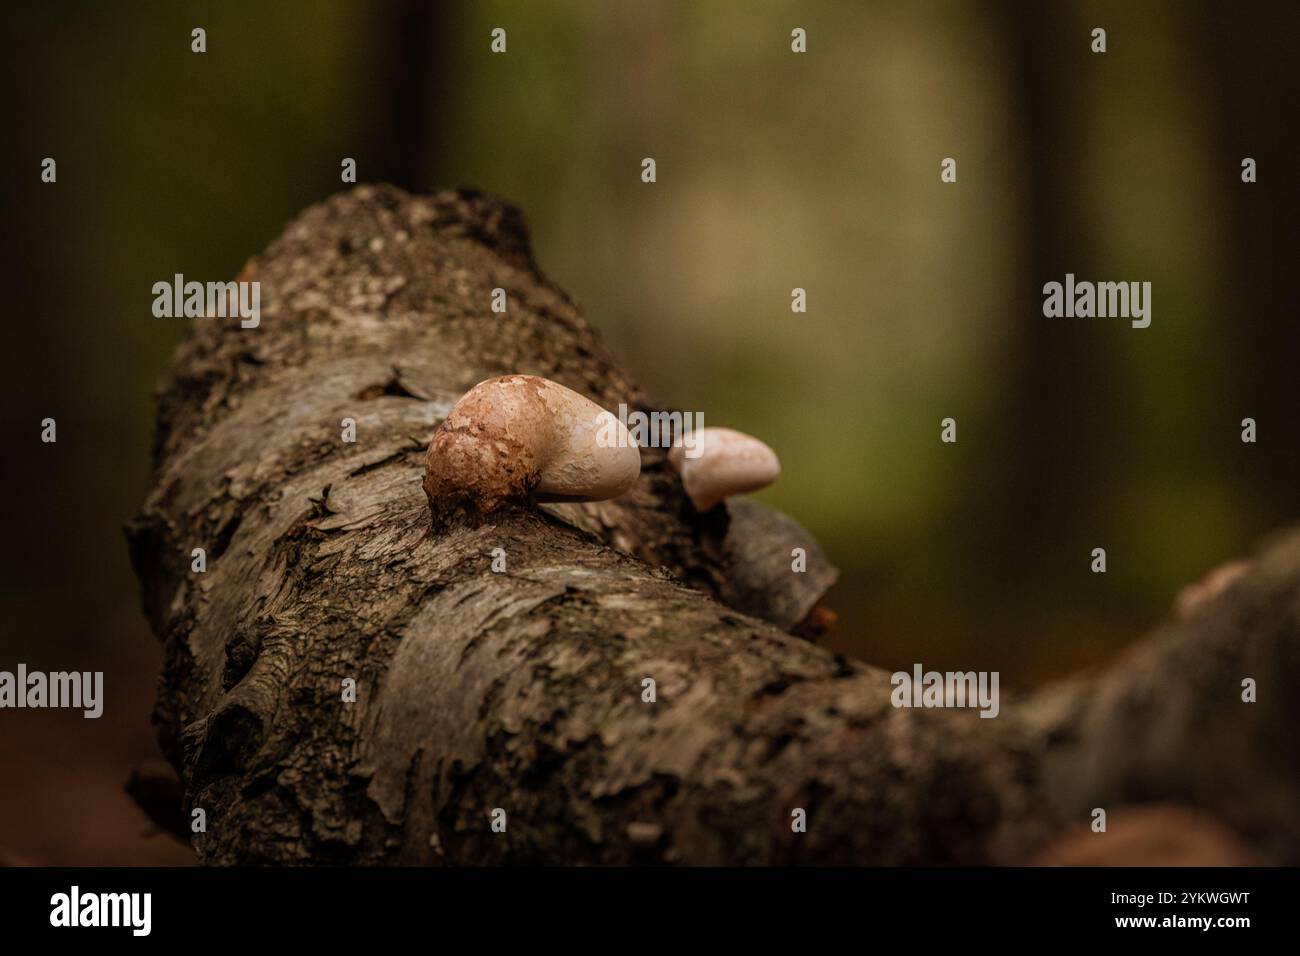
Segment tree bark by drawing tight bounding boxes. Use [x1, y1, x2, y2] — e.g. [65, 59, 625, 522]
[128, 185, 1300, 865]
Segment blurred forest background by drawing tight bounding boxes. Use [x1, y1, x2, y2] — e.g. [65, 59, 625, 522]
[2, 0, 1296, 863]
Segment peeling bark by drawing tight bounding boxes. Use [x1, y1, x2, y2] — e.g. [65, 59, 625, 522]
[128, 186, 1300, 865]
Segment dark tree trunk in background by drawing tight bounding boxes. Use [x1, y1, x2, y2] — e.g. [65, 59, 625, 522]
[128, 186, 1300, 864]
[995, 0, 1095, 579]
[1202, 1, 1300, 520]
[365, 0, 447, 193]
[987, 1, 1112, 582]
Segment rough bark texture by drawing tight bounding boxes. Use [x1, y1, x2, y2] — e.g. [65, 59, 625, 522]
[129, 185, 1300, 865]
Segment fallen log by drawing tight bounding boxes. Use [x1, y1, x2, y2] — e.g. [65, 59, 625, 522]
[127, 185, 1300, 864]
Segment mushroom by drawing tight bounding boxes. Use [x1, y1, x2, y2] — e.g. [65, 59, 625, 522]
[423, 375, 640, 518]
[668, 426, 780, 511]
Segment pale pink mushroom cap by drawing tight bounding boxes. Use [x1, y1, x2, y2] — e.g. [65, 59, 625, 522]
[668, 426, 780, 511]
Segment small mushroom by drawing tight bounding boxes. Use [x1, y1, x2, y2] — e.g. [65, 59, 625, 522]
[668, 426, 780, 511]
[423, 375, 640, 518]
